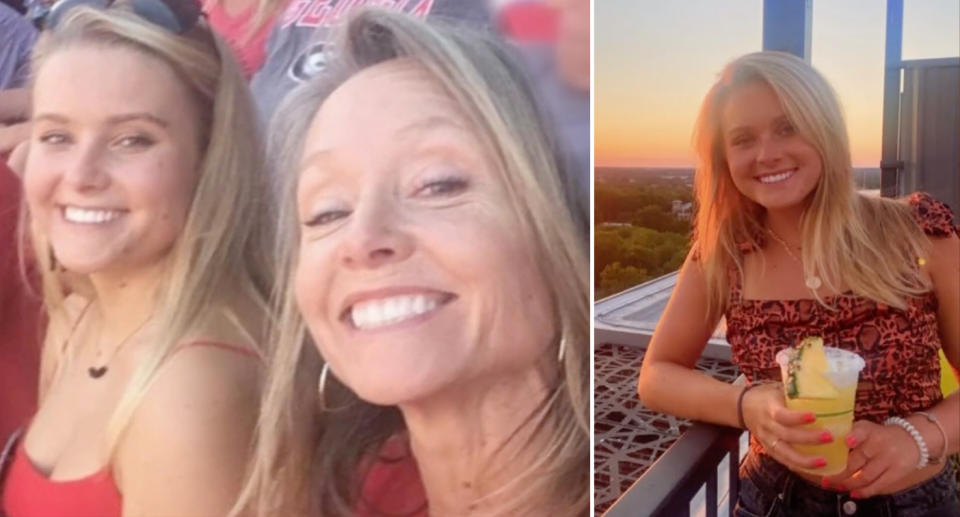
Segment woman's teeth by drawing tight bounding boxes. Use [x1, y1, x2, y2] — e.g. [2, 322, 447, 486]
[63, 206, 124, 224]
[350, 294, 445, 330]
[757, 169, 796, 184]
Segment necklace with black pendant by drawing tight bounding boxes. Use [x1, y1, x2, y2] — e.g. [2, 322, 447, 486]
[88, 315, 152, 379]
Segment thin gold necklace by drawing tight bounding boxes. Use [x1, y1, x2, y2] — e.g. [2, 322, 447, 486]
[766, 227, 823, 290]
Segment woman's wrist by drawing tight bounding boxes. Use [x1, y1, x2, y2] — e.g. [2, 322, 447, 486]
[906, 413, 949, 464]
[885, 416, 930, 469]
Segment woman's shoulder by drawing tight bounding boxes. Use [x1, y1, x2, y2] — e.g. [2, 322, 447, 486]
[902, 192, 959, 238]
[133, 311, 265, 425]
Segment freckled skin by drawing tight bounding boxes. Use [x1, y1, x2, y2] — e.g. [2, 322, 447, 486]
[24, 45, 202, 275]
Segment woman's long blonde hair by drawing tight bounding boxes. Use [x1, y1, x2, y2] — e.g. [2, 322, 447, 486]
[692, 51, 932, 322]
[234, 8, 588, 517]
[22, 4, 274, 455]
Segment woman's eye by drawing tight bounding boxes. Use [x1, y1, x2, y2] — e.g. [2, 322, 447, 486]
[115, 135, 155, 148]
[416, 177, 469, 197]
[731, 135, 753, 147]
[776, 123, 795, 136]
[305, 209, 350, 227]
[38, 132, 70, 145]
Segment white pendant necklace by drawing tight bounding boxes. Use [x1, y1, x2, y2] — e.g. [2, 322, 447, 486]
[766, 227, 822, 290]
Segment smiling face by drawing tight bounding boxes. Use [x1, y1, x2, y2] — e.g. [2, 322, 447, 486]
[721, 81, 823, 211]
[24, 44, 201, 276]
[294, 60, 555, 406]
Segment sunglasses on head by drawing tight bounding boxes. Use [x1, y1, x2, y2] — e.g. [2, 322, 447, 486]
[40, 0, 201, 34]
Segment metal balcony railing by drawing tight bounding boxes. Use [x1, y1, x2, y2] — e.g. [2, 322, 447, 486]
[603, 421, 746, 517]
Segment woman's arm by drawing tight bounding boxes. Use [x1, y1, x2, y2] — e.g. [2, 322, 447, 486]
[637, 253, 742, 426]
[115, 345, 262, 517]
[639, 253, 830, 472]
[0, 88, 30, 125]
[909, 229, 960, 459]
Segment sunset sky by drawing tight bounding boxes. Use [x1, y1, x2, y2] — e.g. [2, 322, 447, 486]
[595, 0, 960, 168]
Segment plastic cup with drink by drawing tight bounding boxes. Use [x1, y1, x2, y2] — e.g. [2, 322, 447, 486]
[775, 337, 865, 476]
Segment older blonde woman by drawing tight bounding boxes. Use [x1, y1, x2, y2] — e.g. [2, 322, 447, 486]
[236, 8, 588, 517]
[2, 0, 274, 515]
[639, 52, 959, 517]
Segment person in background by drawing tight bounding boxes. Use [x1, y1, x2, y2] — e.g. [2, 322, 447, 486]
[234, 9, 588, 517]
[0, 2, 36, 90]
[638, 52, 959, 517]
[203, 0, 285, 79]
[249, 0, 490, 127]
[0, 160, 43, 455]
[0, 0, 36, 153]
[1, 0, 275, 514]
[0, 0, 41, 459]
[502, 0, 589, 204]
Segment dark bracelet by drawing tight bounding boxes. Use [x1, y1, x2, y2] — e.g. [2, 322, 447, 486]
[737, 383, 762, 430]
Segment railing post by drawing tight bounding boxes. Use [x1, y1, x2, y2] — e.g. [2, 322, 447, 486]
[880, 0, 904, 197]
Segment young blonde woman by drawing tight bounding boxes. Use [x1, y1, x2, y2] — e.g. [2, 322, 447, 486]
[638, 51, 959, 517]
[1, 0, 274, 515]
[235, 8, 588, 517]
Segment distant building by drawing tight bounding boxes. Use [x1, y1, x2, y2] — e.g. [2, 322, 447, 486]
[671, 200, 692, 221]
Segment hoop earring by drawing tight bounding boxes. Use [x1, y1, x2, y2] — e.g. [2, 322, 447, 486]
[317, 362, 352, 412]
[558, 337, 567, 363]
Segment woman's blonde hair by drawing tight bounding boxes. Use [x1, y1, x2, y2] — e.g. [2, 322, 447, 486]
[21, 3, 274, 455]
[692, 51, 931, 322]
[235, 8, 588, 517]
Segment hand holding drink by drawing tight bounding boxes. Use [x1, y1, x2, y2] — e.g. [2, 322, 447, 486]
[776, 337, 865, 476]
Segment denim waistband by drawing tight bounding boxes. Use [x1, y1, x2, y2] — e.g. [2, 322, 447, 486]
[739, 452, 960, 517]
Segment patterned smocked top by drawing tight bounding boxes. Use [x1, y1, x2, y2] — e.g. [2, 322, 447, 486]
[722, 192, 958, 457]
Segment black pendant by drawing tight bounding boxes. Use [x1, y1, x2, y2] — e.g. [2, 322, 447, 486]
[88, 366, 108, 379]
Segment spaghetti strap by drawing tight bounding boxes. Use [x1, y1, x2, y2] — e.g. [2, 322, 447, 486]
[174, 340, 263, 362]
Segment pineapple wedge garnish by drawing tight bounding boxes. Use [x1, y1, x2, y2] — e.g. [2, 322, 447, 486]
[786, 337, 839, 399]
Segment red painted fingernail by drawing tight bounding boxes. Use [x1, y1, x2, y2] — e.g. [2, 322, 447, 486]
[820, 431, 833, 443]
[850, 491, 863, 499]
[820, 479, 831, 489]
[845, 436, 857, 447]
[814, 458, 827, 468]
[804, 413, 816, 423]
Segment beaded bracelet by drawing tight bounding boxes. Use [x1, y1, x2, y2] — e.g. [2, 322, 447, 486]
[915, 411, 949, 464]
[885, 416, 929, 469]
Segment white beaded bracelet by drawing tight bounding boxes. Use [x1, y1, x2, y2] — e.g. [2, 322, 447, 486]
[885, 416, 929, 469]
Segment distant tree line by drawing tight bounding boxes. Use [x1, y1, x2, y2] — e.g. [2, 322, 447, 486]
[594, 176, 693, 299]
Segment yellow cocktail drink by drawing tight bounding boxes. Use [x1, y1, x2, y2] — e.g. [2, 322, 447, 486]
[777, 339, 865, 476]
[783, 383, 857, 475]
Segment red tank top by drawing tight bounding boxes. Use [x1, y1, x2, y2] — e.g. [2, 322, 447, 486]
[1, 341, 260, 517]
